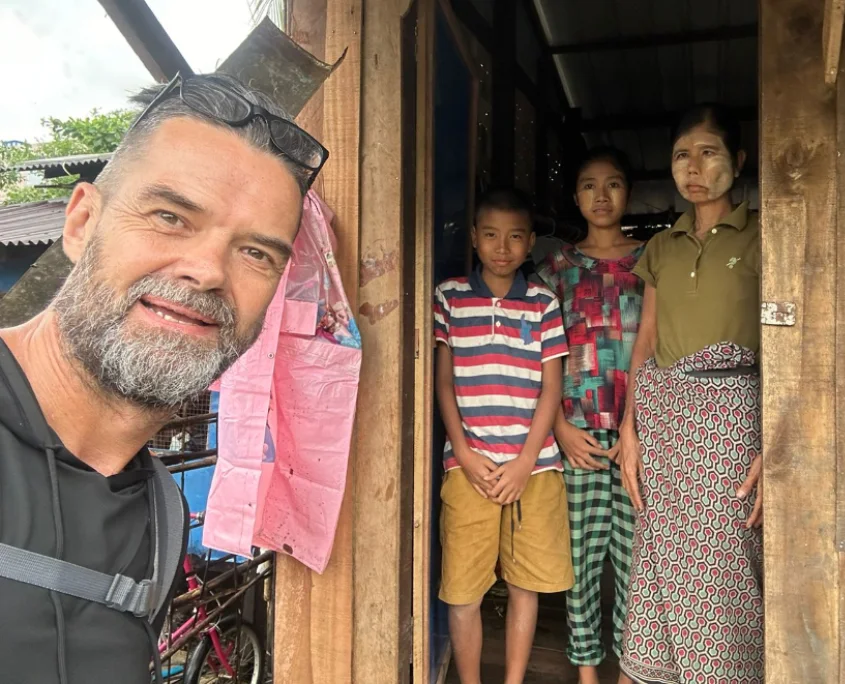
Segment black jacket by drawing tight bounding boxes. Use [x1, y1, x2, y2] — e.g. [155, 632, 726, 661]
[0, 340, 185, 684]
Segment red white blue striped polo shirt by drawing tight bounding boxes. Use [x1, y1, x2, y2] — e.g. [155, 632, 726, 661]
[434, 268, 568, 473]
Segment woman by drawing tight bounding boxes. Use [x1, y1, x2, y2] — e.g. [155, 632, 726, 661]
[617, 104, 763, 684]
[537, 147, 642, 684]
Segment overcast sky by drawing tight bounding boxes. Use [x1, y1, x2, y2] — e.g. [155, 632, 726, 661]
[0, 0, 254, 142]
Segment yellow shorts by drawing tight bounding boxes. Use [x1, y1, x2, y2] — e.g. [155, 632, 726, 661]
[439, 468, 574, 605]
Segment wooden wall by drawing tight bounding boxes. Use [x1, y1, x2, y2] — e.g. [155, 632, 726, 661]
[274, 0, 413, 682]
[761, 0, 841, 680]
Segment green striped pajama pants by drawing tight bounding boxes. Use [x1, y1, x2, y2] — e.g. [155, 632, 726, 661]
[563, 429, 636, 667]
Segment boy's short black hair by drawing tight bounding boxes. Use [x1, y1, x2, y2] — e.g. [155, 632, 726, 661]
[474, 187, 534, 228]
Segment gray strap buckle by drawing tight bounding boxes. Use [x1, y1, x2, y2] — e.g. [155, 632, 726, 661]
[105, 575, 157, 618]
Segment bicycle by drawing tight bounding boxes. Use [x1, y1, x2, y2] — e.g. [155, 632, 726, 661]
[157, 513, 267, 684]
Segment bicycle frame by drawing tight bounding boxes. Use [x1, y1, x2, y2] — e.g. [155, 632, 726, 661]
[158, 515, 238, 679]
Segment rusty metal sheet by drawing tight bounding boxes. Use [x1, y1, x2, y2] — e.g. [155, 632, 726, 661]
[761, 300, 797, 326]
[217, 17, 345, 117]
[0, 239, 72, 328]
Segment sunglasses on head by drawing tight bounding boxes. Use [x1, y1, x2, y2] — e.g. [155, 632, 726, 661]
[130, 72, 329, 188]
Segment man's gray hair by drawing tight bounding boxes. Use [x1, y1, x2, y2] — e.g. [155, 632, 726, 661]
[96, 73, 310, 195]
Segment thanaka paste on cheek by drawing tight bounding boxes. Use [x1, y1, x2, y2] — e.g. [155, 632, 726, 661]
[672, 130, 736, 203]
[577, 185, 627, 221]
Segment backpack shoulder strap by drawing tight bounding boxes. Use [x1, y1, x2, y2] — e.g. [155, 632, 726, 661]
[148, 457, 187, 626]
[0, 542, 157, 617]
[0, 459, 186, 625]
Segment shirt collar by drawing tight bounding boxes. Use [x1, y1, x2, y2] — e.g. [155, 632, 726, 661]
[469, 265, 529, 300]
[670, 201, 750, 236]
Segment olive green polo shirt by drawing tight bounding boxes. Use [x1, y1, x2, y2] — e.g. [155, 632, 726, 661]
[633, 202, 760, 368]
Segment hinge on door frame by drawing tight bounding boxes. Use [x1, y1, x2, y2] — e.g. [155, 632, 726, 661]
[761, 301, 796, 326]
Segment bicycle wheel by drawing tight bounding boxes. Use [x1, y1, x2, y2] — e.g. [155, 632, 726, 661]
[183, 617, 264, 684]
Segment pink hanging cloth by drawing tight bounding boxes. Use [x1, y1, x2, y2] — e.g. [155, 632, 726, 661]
[203, 191, 361, 573]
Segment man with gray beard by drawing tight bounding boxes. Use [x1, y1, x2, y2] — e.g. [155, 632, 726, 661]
[0, 73, 328, 684]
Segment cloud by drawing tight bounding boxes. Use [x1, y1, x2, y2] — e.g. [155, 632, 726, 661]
[0, 0, 252, 141]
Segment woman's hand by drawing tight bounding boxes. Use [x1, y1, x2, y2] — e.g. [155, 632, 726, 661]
[737, 454, 763, 528]
[618, 421, 644, 512]
[554, 419, 609, 471]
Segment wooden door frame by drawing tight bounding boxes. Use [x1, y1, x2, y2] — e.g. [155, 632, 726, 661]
[412, 1, 481, 682]
[761, 0, 842, 681]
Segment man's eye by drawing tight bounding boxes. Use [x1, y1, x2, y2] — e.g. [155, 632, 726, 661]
[674, 152, 688, 161]
[510, 234, 524, 241]
[155, 211, 182, 226]
[582, 183, 594, 190]
[244, 248, 270, 262]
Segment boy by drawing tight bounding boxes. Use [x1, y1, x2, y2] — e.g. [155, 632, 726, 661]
[434, 188, 574, 684]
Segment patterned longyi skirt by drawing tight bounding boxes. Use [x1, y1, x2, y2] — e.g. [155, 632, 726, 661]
[620, 343, 764, 684]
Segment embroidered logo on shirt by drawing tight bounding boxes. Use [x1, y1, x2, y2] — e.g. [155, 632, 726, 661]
[727, 257, 741, 269]
[520, 315, 533, 345]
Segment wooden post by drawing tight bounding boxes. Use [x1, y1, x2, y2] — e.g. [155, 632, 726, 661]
[287, 0, 328, 141]
[824, 0, 845, 85]
[273, 0, 360, 682]
[353, 0, 415, 682]
[412, 0, 435, 682]
[761, 0, 840, 681]
[491, 0, 516, 186]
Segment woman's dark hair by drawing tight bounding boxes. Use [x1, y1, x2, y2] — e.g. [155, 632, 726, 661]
[574, 146, 633, 192]
[672, 103, 743, 163]
[474, 187, 533, 226]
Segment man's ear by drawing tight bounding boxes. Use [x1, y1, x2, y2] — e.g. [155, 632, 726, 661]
[529, 231, 537, 252]
[470, 224, 478, 249]
[62, 183, 101, 265]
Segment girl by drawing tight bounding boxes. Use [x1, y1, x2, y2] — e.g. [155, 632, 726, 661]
[618, 104, 763, 684]
[537, 147, 642, 684]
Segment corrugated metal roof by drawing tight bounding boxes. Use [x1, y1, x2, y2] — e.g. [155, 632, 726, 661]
[0, 199, 67, 246]
[529, 0, 758, 213]
[10, 153, 113, 179]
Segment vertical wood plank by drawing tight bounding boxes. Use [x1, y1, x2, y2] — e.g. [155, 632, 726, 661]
[354, 0, 414, 682]
[288, 0, 328, 141]
[273, 0, 361, 681]
[824, 0, 845, 85]
[413, 0, 436, 682]
[761, 0, 839, 681]
[836, 57, 845, 684]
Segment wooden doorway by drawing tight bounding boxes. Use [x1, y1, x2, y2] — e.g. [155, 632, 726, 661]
[411, 0, 480, 682]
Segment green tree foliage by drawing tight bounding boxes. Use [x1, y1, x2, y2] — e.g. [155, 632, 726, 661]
[0, 109, 135, 206]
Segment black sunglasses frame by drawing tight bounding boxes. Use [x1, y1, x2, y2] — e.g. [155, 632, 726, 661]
[130, 72, 329, 188]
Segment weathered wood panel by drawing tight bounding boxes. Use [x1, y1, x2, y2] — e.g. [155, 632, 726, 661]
[824, 0, 845, 84]
[412, 0, 435, 681]
[761, 0, 839, 681]
[836, 49, 845, 684]
[288, 0, 328, 142]
[353, 0, 414, 681]
[273, 0, 360, 681]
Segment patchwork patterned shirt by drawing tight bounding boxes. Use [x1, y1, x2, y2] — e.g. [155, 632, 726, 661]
[434, 268, 568, 473]
[537, 244, 644, 431]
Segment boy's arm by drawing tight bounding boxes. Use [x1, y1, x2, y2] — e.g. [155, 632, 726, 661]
[435, 344, 497, 497]
[520, 356, 563, 465]
[435, 343, 471, 461]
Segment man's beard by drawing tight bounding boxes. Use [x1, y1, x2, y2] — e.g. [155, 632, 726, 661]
[52, 236, 264, 410]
